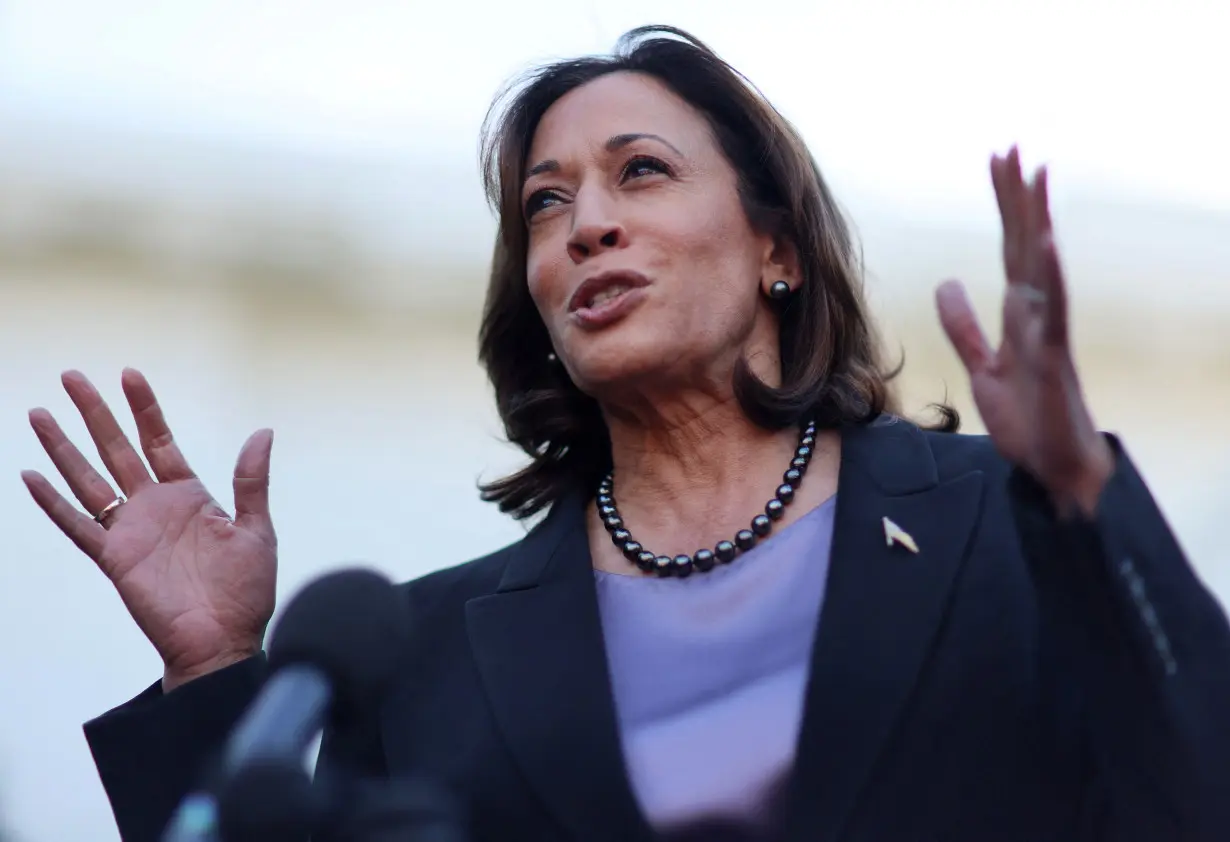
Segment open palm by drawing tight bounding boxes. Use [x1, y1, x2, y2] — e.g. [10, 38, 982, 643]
[23, 369, 277, 688]
[937, 148, 1113, 514]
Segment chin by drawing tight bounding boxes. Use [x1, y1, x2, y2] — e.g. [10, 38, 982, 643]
[564, 325, 678, 397]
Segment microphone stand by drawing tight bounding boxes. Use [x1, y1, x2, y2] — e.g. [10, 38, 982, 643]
[165, 756, 467, 842]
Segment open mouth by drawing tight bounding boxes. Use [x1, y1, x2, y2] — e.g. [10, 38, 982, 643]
[569, 270, 650, 314]
[581, 284, 635, 310]
[568, 272, 650, 329]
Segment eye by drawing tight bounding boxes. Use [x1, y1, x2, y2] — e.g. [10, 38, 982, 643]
[620, 155, 671, 182]
[524, 189, 564, 219]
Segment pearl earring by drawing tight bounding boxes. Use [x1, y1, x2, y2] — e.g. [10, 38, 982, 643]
[547, 352, 558, 363]
[768, 280, 791, 300]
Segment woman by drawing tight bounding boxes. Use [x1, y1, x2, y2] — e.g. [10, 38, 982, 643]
[22, 25, 1230, 842]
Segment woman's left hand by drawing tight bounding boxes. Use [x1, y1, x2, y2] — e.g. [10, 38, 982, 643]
[936, 147, 1114, 518]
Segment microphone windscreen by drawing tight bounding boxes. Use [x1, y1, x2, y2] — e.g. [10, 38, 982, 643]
[266, 568, 408, 721]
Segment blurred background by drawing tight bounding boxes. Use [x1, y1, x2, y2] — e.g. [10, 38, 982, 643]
[1, 1, 1228, 840]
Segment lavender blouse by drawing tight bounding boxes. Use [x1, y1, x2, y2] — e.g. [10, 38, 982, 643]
[593, 496, 837, 840]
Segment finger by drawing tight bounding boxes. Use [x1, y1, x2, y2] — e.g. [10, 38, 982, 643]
[121, 368, 196, 483]
[22, 470, 107, 561]
[1026, 168, 1070, 346]
[28, 408, 122, 516]
[989, 154, 1012, 228]
[62, 370, 154, 496]
[1030, 165, 1054, 241]
[1038, 233, 1069, 347]
[935, 280, 993, 374]
[233, 429, 275, 537]
[1017, 164, 1050, 290]
[992, 147, 1028, 283]
[1004, 146, 1028, 228]
[1003, 285, 1037, 350]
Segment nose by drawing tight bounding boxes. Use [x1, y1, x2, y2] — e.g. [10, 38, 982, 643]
[566, 190, 627, 264]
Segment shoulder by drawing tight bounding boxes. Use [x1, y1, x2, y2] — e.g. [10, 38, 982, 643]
[394, 537, 520, 619]
[858, 414, 1015, 489]
[916, 428, 1031, 534]
[391, 501, 570, 624]
[921, 428, 1013, 483]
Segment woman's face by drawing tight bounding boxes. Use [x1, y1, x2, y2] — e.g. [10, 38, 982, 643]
[522, 71, 788, 407]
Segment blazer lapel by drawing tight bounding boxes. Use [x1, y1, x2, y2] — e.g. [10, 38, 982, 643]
[464, 494, 654, 842]
[782, 417, 986, 842]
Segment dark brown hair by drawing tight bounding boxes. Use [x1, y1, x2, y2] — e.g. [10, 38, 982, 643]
[477, 25, 957, 519]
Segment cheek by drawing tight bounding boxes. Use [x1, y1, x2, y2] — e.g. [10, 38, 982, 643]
[671, 206, 761, 295]
[525, 241, 566, 312]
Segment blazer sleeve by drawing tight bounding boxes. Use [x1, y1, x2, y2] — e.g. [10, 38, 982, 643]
[83, 656, 268, 842]
[1010, 435, 1230, 842]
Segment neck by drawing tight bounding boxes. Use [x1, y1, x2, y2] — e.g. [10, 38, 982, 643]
[606, 399, 779, 500]
[591, 398, 840, 570]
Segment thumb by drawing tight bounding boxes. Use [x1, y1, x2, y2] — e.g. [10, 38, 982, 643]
[233, 428, 274, 533]
[935, 280, 991, 375]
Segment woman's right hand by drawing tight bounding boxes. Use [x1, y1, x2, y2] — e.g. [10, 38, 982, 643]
[22, 368, 277, 692]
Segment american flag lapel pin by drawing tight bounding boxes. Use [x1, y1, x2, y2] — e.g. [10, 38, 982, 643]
[882, 516, 919, 554]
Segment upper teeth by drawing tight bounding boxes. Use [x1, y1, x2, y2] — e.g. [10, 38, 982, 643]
[587, 285, 630, 308]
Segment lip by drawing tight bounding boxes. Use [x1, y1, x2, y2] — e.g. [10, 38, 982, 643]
[567, 270, 652, 314]
[567, 270, 652, 331]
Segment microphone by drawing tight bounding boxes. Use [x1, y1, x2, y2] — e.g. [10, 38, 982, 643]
[162, 568, 410, 842]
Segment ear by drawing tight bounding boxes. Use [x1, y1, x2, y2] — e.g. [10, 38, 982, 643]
[758, 232, 802, 297]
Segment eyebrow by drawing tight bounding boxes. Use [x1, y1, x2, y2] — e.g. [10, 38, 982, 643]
[524, 132, 685, 180]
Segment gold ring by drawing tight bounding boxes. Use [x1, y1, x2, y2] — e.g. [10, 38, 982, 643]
[94, 496, 126, 525]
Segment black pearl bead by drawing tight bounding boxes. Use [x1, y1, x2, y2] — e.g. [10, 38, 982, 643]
[672, 555, 694, 578]
[601, 421, 815, 576]
[751, 514, 771, 536]
[637, 551, 657, 573]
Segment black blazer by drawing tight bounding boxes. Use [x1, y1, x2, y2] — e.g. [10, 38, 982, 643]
[84, 418, 1230, 842]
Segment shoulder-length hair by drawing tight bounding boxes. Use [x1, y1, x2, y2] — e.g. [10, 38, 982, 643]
[477, 25, 957, 520]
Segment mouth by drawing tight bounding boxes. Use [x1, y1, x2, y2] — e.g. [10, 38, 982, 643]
[568, 270, 651, 314]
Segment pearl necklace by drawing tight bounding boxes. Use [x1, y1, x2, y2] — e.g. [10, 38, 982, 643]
[597, 420, 818, 577]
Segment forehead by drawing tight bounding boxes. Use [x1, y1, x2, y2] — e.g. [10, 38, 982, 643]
[527, 71, 712, 164]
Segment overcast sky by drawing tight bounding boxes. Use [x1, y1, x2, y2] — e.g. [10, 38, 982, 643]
[1, 0, 1227, 223]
